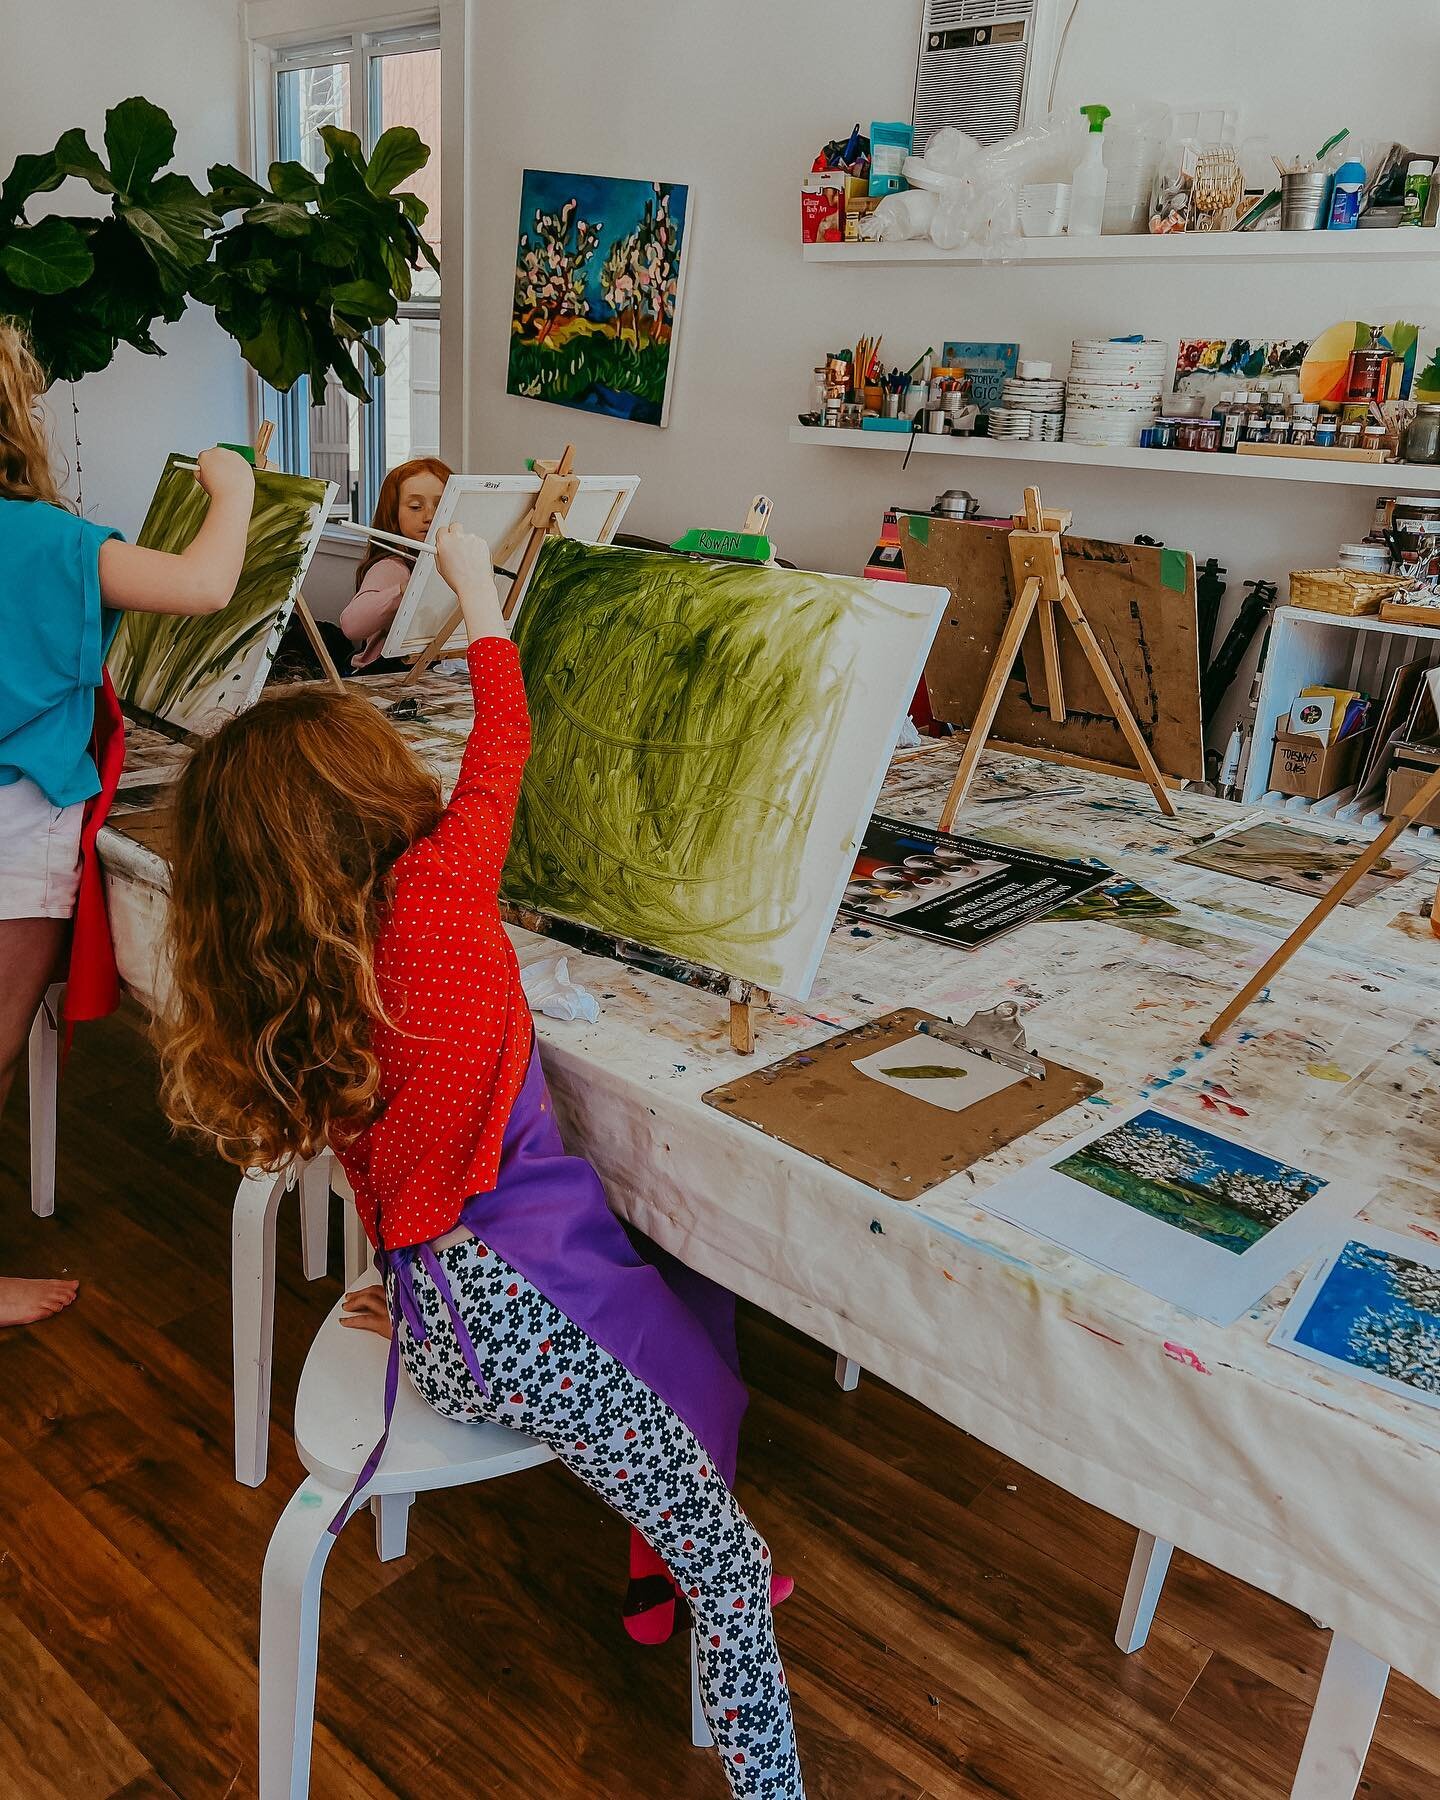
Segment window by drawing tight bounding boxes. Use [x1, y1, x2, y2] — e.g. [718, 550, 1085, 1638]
[260, 23, 442, 521]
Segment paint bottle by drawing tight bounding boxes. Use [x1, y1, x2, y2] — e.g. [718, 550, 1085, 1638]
[1327, 159, 1366, 230]
[1402, 160, 1434, 227]
[1219, 392, 1244, 453]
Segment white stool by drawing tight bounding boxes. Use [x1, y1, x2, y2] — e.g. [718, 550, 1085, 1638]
[26, 983, 64, 1218]
[259, 1286, 710, 1797]
[232, 1152, 370, 1486]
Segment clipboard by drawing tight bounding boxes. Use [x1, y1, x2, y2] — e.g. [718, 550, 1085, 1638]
[702, 1006, 1100, 1201]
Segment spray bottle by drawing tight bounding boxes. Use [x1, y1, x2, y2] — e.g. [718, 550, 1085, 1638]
[1068, 104, 1111, 236]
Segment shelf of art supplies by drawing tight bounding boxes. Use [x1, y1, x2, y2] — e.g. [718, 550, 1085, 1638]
[789, 426, 1440, 492]
[801, 231, 1440, 267]
[1243, 607, 1440, 842]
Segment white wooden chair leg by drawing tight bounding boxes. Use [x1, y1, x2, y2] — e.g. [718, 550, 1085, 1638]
[259, 1479, 345, 1800]
[371, 1490, 413, 1562]
[342, 1199, 370, 1289]
[233, 1167, 289, 1487]
[690, 1629, 713, 1748]
[834, 1354, 861, 1393]
[1290, 1634, 1389, 1800]
[298, 1158, 331, 1282]
[1115, 1531, 1174, 1653]
[27, 984, 62, 1219]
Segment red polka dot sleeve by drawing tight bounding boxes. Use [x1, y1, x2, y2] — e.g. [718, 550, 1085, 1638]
[335, 638, 536, 1251]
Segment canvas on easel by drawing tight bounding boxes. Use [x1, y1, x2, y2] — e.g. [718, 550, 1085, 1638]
[381, 468, 640, 661]
[901, 508, 1203, 795]
[107, 453, 335, 734]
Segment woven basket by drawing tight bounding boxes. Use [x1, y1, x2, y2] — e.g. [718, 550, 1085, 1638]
[1288, 567, 1411, 617]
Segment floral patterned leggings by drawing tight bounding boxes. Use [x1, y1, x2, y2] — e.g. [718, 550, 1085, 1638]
[389, 1233, 806, 1800]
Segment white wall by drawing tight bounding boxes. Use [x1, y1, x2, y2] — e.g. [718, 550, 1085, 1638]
[464, 0, 1440, 602]
[0, 0, 250, 537]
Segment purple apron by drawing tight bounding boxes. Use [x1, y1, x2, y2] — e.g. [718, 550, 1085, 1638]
[333, 1044, 747, 1532]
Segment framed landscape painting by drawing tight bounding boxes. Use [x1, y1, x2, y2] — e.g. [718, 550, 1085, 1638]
[508, 169, 691, 426]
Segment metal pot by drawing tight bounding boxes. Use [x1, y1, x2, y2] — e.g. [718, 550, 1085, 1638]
[932, 487, 979, 519]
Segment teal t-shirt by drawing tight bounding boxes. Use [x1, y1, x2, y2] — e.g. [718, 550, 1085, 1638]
[0, 497, 124, 807]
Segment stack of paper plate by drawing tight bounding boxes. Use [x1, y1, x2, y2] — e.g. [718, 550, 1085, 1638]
[1063, 338, 1168, 447]
[1002, 375, 1065, 414]
[988, 406, 1034, 439]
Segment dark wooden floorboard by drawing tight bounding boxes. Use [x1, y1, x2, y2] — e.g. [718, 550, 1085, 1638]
[0, 1005, 1435, 1797]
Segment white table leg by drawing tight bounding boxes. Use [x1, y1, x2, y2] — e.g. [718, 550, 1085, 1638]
[297, 1157, 331, 1282]
[1291, 1634, 1389, 1800]
[690, 1629, 713, 1748]
[27, 984, 62, 1219]
[342, 1198, 370, 1289]
[232, 1167, 289, 1487]
[371, 1490, 413, 1562]
[834, 1354, 861, 1393]
[1115, 1531, 1174, 1653]
[259, 1480, 343, 1800]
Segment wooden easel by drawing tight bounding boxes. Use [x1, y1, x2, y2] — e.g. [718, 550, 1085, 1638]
[1203, 761, 1440, 1042]
[250, 421, 346, 695]
[402, 443, 582, 684]
[937, 486, 1177, 832]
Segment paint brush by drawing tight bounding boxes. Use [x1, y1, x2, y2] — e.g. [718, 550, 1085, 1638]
[328, 519, 438, 556]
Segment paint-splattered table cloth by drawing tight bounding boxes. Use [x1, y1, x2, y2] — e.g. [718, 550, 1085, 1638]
[99, 670, 1440, 1698]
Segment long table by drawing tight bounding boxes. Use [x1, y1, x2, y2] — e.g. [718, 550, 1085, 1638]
[99, 671, 1440, 1793]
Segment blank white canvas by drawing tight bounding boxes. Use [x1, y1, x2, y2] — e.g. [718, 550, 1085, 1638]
[381, 472, 640, 658]
[953, 1101, 1369, 1325]
[854, 1036, 1024, 1114]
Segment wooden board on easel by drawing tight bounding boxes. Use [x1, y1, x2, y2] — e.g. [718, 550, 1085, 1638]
[901, 515, 1204, 786]
[703, 1007, 1100, 1200]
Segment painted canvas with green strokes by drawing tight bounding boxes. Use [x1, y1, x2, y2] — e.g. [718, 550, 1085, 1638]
[502, 538, 948, 997]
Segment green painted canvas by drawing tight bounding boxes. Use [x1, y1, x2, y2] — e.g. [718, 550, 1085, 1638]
[107, 454, 334, 732]
[502, 538, 948, 997]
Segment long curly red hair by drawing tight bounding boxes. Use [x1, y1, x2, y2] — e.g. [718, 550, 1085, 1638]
[158, 684, 442, 1169]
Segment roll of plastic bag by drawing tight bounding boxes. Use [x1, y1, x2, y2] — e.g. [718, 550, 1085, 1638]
[923, 126, 982, 173]
[861, 187, 938, 240]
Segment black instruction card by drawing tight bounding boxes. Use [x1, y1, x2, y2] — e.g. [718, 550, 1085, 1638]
[840, 814, 1110, 951]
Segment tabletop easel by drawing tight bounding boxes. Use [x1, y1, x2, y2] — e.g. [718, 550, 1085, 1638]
[402, 444, 582, 684]
[937, 486, 1177, 832]
[249, 421, 346, 695]
[1203, 761, 1440, 1042]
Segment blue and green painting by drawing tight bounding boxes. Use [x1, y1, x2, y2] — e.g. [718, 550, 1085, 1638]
[1295, 1239, 1440, 1399]
[508, 169, 690, 427]
[1055, 1109, 1325, 1254]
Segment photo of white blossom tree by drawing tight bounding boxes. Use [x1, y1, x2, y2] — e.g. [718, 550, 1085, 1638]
[1054, 1109, 1327, 1254]
[1295, 1239, 1440, 1399]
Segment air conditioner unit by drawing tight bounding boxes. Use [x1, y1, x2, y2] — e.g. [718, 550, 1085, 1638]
[912, 0, 1065, 151]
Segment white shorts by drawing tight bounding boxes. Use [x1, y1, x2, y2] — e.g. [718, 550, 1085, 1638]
[0, 776, 85, 920]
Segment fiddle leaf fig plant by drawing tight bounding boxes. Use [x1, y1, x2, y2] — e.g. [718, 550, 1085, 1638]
[0, 97, 436, 399]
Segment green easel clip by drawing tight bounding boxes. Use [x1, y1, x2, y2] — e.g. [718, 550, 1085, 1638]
[219, 441, 258, 465]
[671, 527, 773, 563]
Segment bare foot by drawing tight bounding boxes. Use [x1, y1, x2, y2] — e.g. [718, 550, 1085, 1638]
[0, 1275, 79, 1328]
[340, 1286, 393, 1339]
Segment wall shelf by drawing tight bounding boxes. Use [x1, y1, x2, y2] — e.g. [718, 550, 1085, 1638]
[788, 426, 1440, 492]
[801, 231, 1440, 267]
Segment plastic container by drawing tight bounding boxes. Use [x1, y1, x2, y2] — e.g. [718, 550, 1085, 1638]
[1338, 542, 1390, 573]
[1019, 182, 1071, 236]
[1327, 159, 1366, 230]
[1402, 159, 1435, 227]
[1068, 105, 1111, 237]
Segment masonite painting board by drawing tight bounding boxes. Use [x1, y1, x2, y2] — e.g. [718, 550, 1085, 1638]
[853, 1033, 1024, 1115]
[380, 473, 640, 659]
[703, 1008, 1101, 1201]
[1175, 820, 1420, 907]
[107, 455, 334, 733]
[1271, 1225, 1440, 1412]
[501, 538, 949, 998]
[508, 170, 692, 427]
[900, 516, 1204, 785]
[962, 1102, 1370, 1326]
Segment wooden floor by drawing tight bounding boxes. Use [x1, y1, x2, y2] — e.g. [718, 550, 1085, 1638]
[1, 1006, 1436, 1799]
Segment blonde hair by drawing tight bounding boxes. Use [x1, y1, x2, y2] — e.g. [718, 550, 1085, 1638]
[158, 683, 443, 1169]
[0, 320, 65, 507]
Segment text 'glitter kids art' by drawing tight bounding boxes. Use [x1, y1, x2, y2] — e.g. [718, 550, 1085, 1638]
[508, 170, 691, 427]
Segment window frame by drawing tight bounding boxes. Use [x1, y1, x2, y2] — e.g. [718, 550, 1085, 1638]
[247, 10, 445, 522]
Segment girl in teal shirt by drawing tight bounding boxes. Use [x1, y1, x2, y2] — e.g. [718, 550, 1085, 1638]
[0, 321, 254, 1329]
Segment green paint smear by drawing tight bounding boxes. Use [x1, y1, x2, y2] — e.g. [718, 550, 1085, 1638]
[907, 513, 930, 546]
[1159, 548, 1188, 592]
[503, 537, 876, 990]
[107, 454, 330, 727]
[879, 1064, 968, 1080]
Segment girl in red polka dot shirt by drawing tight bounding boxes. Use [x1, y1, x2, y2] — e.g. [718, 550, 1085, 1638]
[160, 524, 805, 1797]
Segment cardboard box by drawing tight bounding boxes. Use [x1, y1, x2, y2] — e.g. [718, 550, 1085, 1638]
[1384, 741, 1440, 825]
[1268, 725, 1371, 800]
[801, 173, 866, 243]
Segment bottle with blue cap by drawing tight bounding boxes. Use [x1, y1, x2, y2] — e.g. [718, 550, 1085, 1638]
[1327, 158, 1366, 230]
[1069, 104, 1111, 237]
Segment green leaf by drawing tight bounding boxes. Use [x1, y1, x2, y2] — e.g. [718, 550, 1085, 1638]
[208, 162, 267, 209]
[238, 298, 313, 390]
[53, 127, 113, 193]
[267, 160, 321, 204]
[365, 126, 429, 197]
[329, 277, 395, 322]
[318, 125, 364, 166]
[104, 96, 176, 199]
[119, 174, 217, 281]
[0, 150, 64, 221]
[0, 216, 94, 292]
[247, 200, 315, 238]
